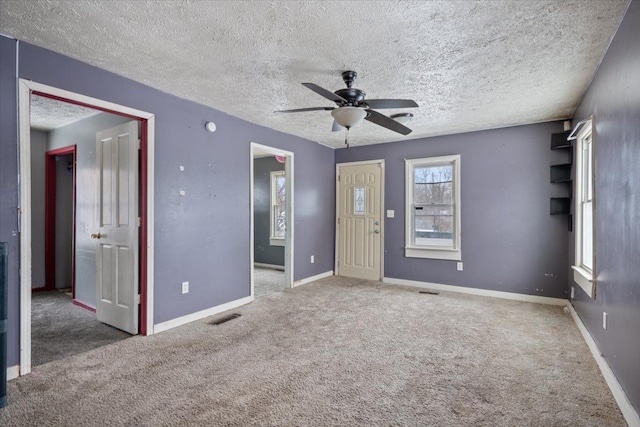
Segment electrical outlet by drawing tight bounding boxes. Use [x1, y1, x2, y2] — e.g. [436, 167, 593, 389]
[602, 312, 608, 330]
[456, 262, 463, 271]
[182, 281, 189, 294]
[310, 255, 315, 263]
[570, 287, 575, 299]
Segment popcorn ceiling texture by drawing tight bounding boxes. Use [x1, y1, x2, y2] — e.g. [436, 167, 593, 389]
[0, 0, 629, 148]
[30, 95, 100, 131]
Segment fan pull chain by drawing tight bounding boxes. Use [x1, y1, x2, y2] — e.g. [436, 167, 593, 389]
[345, 128, 350, 149]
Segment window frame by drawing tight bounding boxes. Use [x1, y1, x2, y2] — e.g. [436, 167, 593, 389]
[572, 119, 596, 298]
[269, 170, 286, 247]
[405, 155, 461, 260]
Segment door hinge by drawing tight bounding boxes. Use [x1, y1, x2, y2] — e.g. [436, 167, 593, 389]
[137, 217, 141, 227]
[338, 175, 340, 182]
[137, 139, 141, 150]
[135, 294, 141, 305]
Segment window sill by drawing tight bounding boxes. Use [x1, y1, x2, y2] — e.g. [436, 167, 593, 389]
[405, 247, 461, 261]
[269, 237, 284, 247]
[571, 265, 596, 299]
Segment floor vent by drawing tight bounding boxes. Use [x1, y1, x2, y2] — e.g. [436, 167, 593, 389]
[210, 313, 241, 325]
[419, 290, 440, 295]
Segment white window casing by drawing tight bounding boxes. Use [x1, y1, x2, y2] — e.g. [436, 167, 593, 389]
[572, 118, 596, 298]
[405, 155, 461, 261]
[270, 170, 286, 246]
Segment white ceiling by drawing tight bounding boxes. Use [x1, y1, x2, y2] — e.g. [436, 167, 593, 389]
[30, 94, 100, 131]
[1, 1, 629, 148]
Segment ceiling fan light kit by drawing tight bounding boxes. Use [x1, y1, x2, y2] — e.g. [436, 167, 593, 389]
[275, 70, 418, 146]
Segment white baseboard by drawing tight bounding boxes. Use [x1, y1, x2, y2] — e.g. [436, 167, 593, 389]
[7, 365, 19, 381]
[153, 295, 254, 333]
[294, 270, 333, 287]
[568, 304, 640, 427]
[253, 262, 285, 271]
[382, 277, 567, 306]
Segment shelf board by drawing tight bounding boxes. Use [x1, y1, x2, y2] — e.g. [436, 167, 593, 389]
[551, 131, 572, 150]
[550, 197, 571, 215]
[550, 164, 572, 183]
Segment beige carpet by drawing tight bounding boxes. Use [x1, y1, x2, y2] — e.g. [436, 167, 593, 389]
[254, 266, 285, 297]
[31, 291, 131, 366]
[1, 276, 625, 426]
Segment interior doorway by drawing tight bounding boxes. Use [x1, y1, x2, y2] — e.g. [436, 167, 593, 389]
[18, 80, 156, 376]
[250, 143, 294, 297]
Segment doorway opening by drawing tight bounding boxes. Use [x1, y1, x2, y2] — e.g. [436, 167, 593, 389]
[250, 143, 294, 297]
[18, 80, 156, 375]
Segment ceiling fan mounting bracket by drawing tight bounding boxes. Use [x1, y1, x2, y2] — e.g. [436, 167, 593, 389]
[341, 70, 358, 88]
[334, 88, 366, 106]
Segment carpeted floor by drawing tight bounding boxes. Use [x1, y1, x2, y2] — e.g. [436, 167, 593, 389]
[254, 266, 285, 297]
[3, 277, 625, 426]
[31, 291, 131, 366]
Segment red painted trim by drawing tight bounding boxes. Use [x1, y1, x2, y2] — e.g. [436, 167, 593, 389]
[31, 286, 52, 293]
[72, 299, 96, 313]
[34, 91, 149, 336]
[45, 146, 76, 294]
[32, 91, 142, 121]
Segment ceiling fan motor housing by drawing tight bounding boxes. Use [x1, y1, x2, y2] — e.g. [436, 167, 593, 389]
[334, 88, 366, 106]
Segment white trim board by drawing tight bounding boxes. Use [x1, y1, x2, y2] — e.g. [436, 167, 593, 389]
[568, 305, 640, 427]
[294, 270, 333, 287]
[7, 365, 19, 381]
[383, 277, 567, 306]
[154, 296, 253, 333]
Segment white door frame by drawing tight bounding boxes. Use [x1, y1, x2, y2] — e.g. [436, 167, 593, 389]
[335, 159, 385, 280]
[18, 79, 156, 376]
[250, 143, 294, 296]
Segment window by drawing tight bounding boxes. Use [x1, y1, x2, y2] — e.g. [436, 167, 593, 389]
[270, 170, 286, 246]
[572, 120, 595, 297]
[405, 155, 461, 260]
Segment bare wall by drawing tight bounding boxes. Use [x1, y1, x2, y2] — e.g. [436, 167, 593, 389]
[570, 0, 640, 415]
[335, 121, 569, 298]
[29, 130, 47, 289]
[53, 153, 73, 290]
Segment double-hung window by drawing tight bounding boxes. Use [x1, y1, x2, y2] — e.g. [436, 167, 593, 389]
[405, 155, 461, 260]
[572, 120, 595, 297]
[269, 170, 286, 246]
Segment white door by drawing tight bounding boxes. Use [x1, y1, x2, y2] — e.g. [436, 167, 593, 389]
[337, 161, 383, 281]
[94, 121, 139, 334]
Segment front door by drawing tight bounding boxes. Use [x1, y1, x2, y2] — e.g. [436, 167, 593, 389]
[94, 121, 139, 334]
[337, 161, 384, 280]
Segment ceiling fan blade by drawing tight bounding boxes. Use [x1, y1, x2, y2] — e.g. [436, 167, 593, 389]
[302, 83, 347, 104]
[363, 99, 419, 109]
[332, 120, 343, 132]
[365, 109, 412, 135]
[274, 107, 335, 113]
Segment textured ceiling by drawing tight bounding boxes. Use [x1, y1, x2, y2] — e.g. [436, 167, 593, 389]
[1, 1, 629, 148]
[30, 94, 100, 131]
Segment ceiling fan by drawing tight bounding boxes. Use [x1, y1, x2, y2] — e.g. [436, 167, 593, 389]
[275, 71, 418, 146]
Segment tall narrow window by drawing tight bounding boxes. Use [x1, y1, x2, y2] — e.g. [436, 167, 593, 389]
[405, 155, 461, 260]
[270, 170, 286, 246]
[572, 119, 595, 298]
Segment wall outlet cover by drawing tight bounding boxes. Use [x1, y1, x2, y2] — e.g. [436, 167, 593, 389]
[182, 281, 189, 294]
[456, 262, 463, 271]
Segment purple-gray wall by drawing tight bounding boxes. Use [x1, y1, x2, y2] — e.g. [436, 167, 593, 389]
[570, 0, 640, 415]
[0, 39, 335, 366]
[335, 121, 569, 298]
[254, 157, 285, 267]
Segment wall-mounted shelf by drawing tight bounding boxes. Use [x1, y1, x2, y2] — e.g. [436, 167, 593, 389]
[549, 131, 572, 230]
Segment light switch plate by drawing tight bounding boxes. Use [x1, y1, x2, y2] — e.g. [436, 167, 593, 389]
[386, 210, 395, 218]
[182, 281, 189, 294]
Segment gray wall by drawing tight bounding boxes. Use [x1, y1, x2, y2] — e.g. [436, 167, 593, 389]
[254, 157, 285, 266]
[335, 121, 569, 298]
[570, 0, 640, 415]
[1, 39, 336, 366]
[54, 153, 74, 290]
[30, 130, 47, 289]
[48, 113, 132, 306]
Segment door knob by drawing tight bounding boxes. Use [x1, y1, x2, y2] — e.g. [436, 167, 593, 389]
[91, 232, 103, 239]
[374, 229, 380, 234]
[374, 221, 380, 226]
